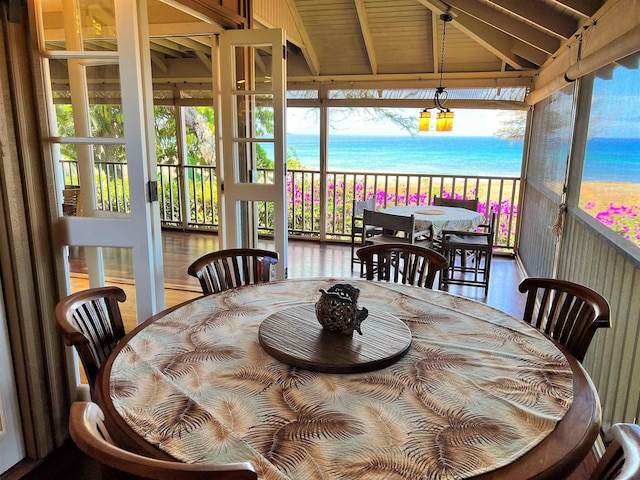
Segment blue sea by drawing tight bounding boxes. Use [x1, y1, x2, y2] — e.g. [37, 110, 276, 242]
[282, 134, 640, 183]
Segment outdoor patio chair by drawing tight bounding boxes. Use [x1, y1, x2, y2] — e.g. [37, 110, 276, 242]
[62, 184, 81, 216]
[361, 209, 432, 247]
[350, 198, 382, 271]
[518, 277, 611, 362]
[432, 195, 479, 212]
[432, 195, 479, 248]
[69, 401, 257, 480]
[356, 243, 447, 289]
[54, 286, 127, 396]
[439, 209, 496, 295]
[187, 248, 279, 295]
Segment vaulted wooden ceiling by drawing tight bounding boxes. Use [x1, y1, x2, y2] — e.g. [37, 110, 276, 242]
[255, 0, 606, 85]
[41, 0, 611, 98]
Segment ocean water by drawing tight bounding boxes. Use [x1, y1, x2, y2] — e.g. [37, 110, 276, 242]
[283, 134, 640, 183]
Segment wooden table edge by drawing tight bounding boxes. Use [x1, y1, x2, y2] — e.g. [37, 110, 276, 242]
[94, 298, 199, 460]
[473, 345, 601, 479]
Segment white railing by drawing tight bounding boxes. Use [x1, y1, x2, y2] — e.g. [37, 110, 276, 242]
[60, 161, 520, 251]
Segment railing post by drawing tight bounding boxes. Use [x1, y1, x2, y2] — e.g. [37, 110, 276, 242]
[319, 88, 329, 242]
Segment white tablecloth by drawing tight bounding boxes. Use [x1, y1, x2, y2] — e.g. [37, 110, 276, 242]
[381, 205, 484, 235]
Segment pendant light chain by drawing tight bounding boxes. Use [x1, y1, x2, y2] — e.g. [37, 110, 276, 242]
[438, 13, 449, 90]
[418, 11, 454, 132]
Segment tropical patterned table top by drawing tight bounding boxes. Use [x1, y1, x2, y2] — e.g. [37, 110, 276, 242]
[109, 279, 573, 480]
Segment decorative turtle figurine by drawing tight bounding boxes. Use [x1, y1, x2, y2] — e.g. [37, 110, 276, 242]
[315, 283, 369, 335]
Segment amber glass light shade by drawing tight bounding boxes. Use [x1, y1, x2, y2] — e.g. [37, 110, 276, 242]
[418, 110, 431, 131]
[436, 111, 454, 131]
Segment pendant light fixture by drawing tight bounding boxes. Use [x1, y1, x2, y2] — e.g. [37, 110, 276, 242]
[419, 12, 454, 132]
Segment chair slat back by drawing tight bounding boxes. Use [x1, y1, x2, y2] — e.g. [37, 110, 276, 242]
[356, 243, 447, 288]
[589, 423, 640, 480]
[354, 198, 376, 217]
[70, 402, 258, 480]
[433, 195, 479, 212]
[55, 286, 127, 393]
[362, 209, 416, 240]
[519, 277, 610, 362]
[188, 248, 279, 295]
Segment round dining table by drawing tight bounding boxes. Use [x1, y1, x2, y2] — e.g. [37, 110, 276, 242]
[95, 278, 601, 480]
[380, 205, 484, 235]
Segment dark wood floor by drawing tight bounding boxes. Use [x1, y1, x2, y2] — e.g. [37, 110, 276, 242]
[3, 230, 597, 480]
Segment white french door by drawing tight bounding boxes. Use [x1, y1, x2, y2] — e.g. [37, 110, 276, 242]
[218, 29, 288, 279]
[36, 1, 287, 399]
[36, 0, 163, 399]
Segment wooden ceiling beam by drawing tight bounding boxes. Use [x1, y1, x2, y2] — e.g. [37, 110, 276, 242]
[148, 22, 222, 36]
[149, 41, 183, 57]
[355, 0, 378, 74]
[169, 37, 211, 54]
[445, 0, 561, 54]
[549, 0, 602, 18]
[152, 38, 188, 54]
[287, 70, 535, 87]
[194, 50, 212, 71]
[159, 0, 247, 28]
[418, 0, 530, 69]
[483, 0, 578, 39]
[284, 0, 321, 75]
[151, 52, 169, 74]
[454, 13, 545, 67]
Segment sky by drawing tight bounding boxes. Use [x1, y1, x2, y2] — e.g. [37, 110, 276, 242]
[286, 107, 513, 137]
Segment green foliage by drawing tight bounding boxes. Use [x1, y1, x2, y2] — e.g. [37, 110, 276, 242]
[155, 106, 178, 164]
[55, 105, 77, 160]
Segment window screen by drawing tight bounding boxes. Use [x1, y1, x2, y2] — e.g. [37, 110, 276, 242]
[527, 85, 575, 199]
[579, 53, 640, 249]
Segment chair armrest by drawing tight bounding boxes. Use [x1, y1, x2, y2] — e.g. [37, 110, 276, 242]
[442, 230, 490, 238]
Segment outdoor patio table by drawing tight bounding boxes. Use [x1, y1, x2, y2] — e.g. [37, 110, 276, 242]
[380, 204, 484, 235]
[95, 278, 600, 480]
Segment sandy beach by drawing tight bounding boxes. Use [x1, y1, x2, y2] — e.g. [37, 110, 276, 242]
[579, 181, 640, 210]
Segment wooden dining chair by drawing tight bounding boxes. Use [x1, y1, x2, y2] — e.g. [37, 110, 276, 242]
[588, 423, 640, 480]
[55, 286, 127, 396]
[356, 243, 448, 289]
[187, 248, 279, 295]
[69, 401, 258, 480]
[518, 277, 611, 362]
[439, 209, 497, 294]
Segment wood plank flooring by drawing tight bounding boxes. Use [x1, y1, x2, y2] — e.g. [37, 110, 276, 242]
[69, 229, 529, 328]
[3, 230, 597, 480]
